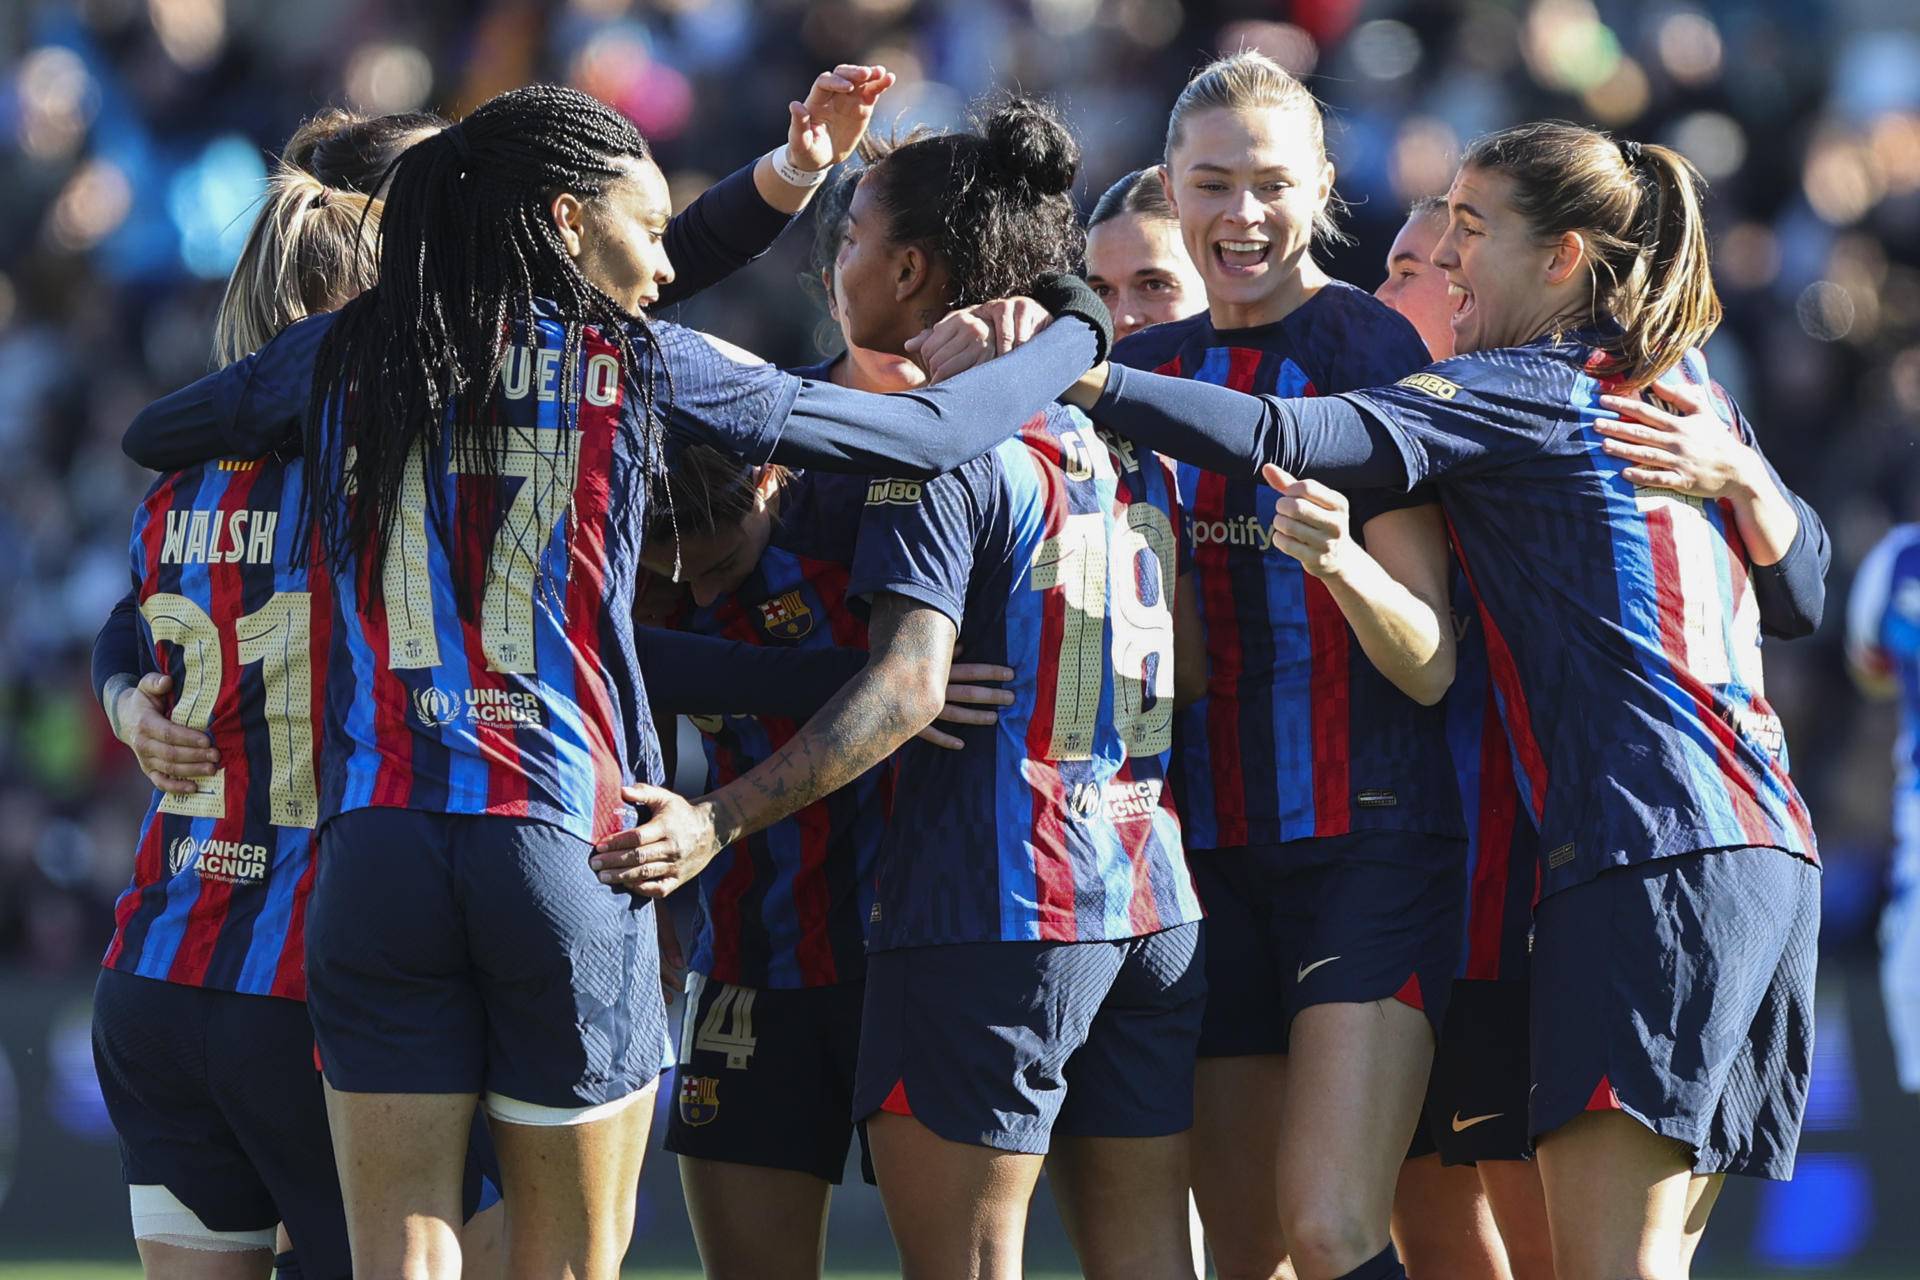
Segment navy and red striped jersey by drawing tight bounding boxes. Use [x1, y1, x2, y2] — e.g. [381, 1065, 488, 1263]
[1445, 576, 1539, 981]
[105, 455, 324, 1001]
[846, 406, 1203, 950]
[671, 470, 885, 989]
[320, 311, 800, 842]
[1111, 283, 1463, 851]
[1347, 341, 1817, 897]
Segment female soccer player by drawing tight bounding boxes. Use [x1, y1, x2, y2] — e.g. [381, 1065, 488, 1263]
[1111, 53, 1465, 1280]
[1373, 194, 1537, 1280]
[597, 97, 1208, 1280]
[93, 76, 905, 1279]
[1085, 168, 1205, 342]
[1045, 120, 1826, 1280]
[120, 82, 1113, 1280]
[640, 185, 1012, 1279]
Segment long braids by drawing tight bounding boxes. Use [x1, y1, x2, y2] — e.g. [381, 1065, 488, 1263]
[305, 85, 670, 617]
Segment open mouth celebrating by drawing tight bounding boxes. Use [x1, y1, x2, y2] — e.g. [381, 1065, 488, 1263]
[1214, 238, 1272, 276]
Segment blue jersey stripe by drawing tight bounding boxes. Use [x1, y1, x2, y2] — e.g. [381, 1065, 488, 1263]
[1575, 376, 1746, 844]
[995, 440, 1050, 940]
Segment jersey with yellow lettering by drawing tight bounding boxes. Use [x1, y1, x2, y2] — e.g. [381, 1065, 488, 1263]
[105, 453, 324, 1000]
[846, 407, 1203, 949]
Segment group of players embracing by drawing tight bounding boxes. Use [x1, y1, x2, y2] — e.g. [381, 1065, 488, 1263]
[89, 42, 1827, 1280]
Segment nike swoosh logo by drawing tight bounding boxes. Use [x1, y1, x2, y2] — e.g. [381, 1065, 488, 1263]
[1296, 955, 1341, 982]
[1452, 1112, 1502, 1132]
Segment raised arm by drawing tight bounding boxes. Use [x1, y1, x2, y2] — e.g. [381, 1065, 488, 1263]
[597, 593, 954, 896]
[657, 65, 897, 307]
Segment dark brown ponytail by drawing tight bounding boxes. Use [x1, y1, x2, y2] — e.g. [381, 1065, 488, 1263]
[1461, 121, 1720, 388]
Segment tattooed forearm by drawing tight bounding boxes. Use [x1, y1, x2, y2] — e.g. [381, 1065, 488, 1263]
[702, 593, 957, 848]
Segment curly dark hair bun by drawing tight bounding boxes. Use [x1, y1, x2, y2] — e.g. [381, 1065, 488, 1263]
[983, 97, 1077, 198]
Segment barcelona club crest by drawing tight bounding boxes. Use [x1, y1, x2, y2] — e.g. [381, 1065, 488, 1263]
[758, 590, 814, 640]
[680, 1074, 720, 1126]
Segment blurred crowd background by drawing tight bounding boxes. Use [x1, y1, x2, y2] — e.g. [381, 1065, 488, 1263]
[0, 0, 1915, 1270]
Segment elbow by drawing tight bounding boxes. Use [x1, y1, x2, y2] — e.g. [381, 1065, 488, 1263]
[1404, 651, 1456, 707]
[887, 665, 948, 737]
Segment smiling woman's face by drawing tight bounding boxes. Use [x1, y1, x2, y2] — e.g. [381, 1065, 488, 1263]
[1164, 105, 1332, 328]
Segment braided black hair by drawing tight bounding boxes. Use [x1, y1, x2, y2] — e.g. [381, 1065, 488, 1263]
[864, 95, 1084, 308]
[305, 84, 669, 620]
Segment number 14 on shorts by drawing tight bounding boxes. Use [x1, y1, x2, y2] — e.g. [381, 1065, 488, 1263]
[691, 979, 759, 1069]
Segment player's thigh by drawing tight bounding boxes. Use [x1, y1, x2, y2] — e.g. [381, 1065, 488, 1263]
[1047, 1133, 1196, 1280]
[1390, 1153, 1511, 1280]
[321, 1085, 474, 1266]
[135, 1239, 274, 1280]
[1535, 1110, 1695, 1280]
[679, 1158, 832, 1280]
[866, 1110, 1043, 1280]
[1278, 999, 1432, 1276]
[1881, 883, 1920, 1094]
[1191, 1054, 1290, 1280]
[456, 1199, 507, 1280]
[1477, 1159, 1554, 1280]
[489, 1081, 654, 1280]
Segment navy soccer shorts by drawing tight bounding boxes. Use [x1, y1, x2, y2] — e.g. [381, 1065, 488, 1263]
[306, 808, 665, 1119]
[851, 922, 1205, 1154]
[1425, 978, 1532, 1165]
[1530, 845, 1819, 1180]
[91, 968, 350, 1277]
[665, 975, 871, 1184]
[1189, 832, 1468, 1057]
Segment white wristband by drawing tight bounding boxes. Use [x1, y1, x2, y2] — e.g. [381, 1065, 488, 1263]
[771, 143, 831, 189]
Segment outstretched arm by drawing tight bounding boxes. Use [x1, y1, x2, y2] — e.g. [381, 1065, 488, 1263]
[594, 592, 953, 896]
[1063, 361, 1412, 489]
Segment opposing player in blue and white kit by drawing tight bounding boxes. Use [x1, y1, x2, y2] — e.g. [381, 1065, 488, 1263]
[596, 99, 1208, 1280]
[122, 81, 1117, 1280]
[1041, 120, 1826, 1280]
[1847, 525, 1920, 1103]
